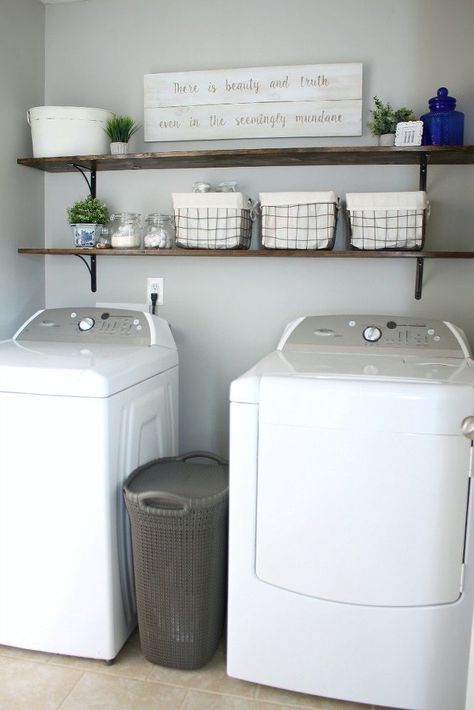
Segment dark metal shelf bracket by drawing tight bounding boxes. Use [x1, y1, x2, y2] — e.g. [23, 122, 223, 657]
[74, 254, 97, 292]
[415, 257, 424, 300]
[415, 154, 430, 299]
[70, 164, 97, 198]
[419, 153, 429, 191]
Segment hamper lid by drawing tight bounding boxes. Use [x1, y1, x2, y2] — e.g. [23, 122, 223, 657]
[124, 452, 228, 506]
[172, 192, 250, 209]
[346, 191, 428, 211]
[259, 191, 339, 206]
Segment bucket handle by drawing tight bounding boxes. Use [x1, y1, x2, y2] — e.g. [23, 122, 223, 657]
[136, 490, 191, 515]
[176, 450, 228, 465]
[26, 110, 31, 126]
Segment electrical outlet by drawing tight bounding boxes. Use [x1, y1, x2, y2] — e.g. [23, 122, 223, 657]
[146, 277, 164, 306]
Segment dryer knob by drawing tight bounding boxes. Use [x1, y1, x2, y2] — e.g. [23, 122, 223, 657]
[461, 416, 474, 440]
[363, 326, 382, 342]
[78, 317, 95, 332]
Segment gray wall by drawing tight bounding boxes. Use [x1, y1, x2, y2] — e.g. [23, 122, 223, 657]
[0, 0, 45, 338]
[44, 0, 474, 455]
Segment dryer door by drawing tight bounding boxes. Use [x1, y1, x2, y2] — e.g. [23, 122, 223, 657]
[255, 376, 473, 607]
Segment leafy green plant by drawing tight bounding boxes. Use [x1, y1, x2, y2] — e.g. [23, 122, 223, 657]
[67, 196, 109, 224]
[104, 115, 140, 142]
[368, 96, 416, 135]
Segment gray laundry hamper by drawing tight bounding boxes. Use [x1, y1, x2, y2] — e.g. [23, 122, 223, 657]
[123, 451, 228, 669]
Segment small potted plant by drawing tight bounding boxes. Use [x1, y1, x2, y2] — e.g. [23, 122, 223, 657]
[368, 96, 416, 145]
[67, 195, 110, 247]
[104, 115, 140, 154]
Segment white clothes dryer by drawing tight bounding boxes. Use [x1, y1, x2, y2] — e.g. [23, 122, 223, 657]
[227, 314, 474, 710]
[0, 307, 178, 661]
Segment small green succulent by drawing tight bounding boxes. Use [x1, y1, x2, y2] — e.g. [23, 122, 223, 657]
[104, 115, 140, 142]
[368, 96, 416, 135]
[67, 196, 109, 224]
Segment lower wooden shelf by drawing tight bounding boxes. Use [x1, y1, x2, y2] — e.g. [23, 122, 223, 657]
[18, 247, 474, 258]
[18, 247, 474, 300]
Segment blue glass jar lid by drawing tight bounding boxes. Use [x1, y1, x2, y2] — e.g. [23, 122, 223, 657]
[428, 87, 456, 110]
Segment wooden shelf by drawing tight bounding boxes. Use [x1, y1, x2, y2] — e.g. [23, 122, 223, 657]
[18, 248, 474, 301]
[17, 145, 474, 299]
[17, 248, 474, 258]
[17, 145, 474, 173]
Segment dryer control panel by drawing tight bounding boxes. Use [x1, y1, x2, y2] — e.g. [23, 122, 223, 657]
[279, 315, 471, 359]
[15, 308, 155, 346]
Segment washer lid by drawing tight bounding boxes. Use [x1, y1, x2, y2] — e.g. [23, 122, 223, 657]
[231, 314, 474, 404]
[0, 307, 178, 397]
[230, 349, 474, 404]
[0, 340, 178, 397]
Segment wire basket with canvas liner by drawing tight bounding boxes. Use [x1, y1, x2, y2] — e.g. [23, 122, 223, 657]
[259, 191, 339, 250]
[346, 191, 430, 250]
[123, 451, 228, 669]
[172, 192, 253, 249]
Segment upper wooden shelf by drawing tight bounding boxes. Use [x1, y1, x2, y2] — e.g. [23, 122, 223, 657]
[17, 145, 474, 173]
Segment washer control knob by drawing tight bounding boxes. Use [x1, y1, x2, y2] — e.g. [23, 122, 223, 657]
[78, 317, 95, 332]
[363, 326, 382, 342]
[461, 416, 474, 440]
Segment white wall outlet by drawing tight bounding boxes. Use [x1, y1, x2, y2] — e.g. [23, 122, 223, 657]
[146, 277, 164, 306]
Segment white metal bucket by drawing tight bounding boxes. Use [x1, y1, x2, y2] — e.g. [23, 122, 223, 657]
[27, 106, 114, 158]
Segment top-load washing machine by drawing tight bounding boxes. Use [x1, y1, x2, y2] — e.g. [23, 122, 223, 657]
[227, 314, 474, 710]
[0, 307, 178, 661]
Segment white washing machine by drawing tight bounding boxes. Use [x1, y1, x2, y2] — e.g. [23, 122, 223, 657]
[227, 314, 474, 710]
[0, 307, 178, 661]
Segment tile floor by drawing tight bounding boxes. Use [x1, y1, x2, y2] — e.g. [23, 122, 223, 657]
[0, 631, 391, 710]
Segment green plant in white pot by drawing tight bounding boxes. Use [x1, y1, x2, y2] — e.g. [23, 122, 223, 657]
[104, 115, 140, 154]
[67, 196, 110, 247]
[368, 97, 416, 145]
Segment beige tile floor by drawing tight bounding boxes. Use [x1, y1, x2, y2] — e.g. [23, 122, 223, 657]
[0, 631, 391, 710]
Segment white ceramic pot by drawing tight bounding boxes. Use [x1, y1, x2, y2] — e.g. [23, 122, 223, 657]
[378, 133, 395, 146]
[110, 142, 129, 155]
[71, 223, 102, 247]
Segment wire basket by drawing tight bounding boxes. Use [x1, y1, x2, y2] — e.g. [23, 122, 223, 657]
[259, 191, 339, 250]
[174, 207, 252, 249]
[172, 192, 253, 249]
[123, 452, 228, 670]
[261, 202, 338, 250]
[346, 192, 429, 251]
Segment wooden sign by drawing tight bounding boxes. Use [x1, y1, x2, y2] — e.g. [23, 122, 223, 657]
[144, 63, 362, 142]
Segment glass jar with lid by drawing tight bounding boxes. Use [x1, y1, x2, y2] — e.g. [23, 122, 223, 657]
[144, 214, 175, 249]
[420, 87, 464, 146]
[110, 213, 142, 249]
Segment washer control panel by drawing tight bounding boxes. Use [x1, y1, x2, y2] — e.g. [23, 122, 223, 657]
[16, 308, 153, 346]
[281, 315, 470, 358]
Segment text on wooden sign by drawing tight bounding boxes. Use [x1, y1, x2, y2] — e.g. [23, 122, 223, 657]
[144, 63, 363, 141]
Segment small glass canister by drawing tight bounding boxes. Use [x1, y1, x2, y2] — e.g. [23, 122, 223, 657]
[144, 214, 175, 249]
[421, 87, 464, 145]
[96, 224, 112, 249]
[110, 213, 142, 249]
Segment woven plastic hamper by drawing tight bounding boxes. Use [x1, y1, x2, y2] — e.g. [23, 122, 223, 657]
[123, 451, 228, 669]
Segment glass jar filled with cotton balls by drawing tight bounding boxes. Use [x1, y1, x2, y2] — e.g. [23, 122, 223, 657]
[144, 214, 175, 248]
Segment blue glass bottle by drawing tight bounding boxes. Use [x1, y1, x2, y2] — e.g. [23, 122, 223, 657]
[421, 87, 464, 145]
